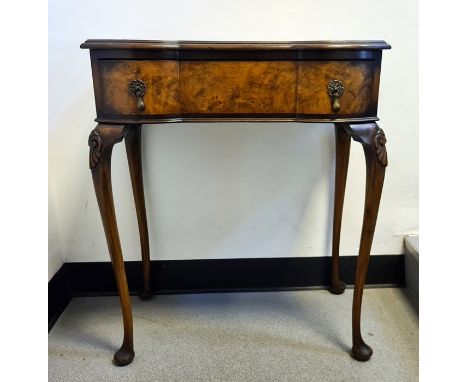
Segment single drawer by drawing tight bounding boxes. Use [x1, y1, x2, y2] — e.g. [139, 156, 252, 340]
[94, 59, 379, 118]
[297, 61, 377, 116]
[179, 61, 297, 114]
[97, 60, 180, 115]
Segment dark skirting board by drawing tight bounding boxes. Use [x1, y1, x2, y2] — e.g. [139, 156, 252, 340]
[48, 265, 71, 331]
[48, 255, 404, 329]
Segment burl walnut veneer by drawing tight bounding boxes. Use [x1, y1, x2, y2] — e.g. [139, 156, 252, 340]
[81, 39, 391, 366]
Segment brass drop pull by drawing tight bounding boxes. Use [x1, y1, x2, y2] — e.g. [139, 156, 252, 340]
[129, 79, 147, 111]
[327, 80, 344, 112]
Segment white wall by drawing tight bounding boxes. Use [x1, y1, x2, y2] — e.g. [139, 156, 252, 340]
[48, 175, 64, 279]
[48, 0, 418, 278]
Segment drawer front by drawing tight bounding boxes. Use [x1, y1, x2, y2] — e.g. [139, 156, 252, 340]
[95, 59, 378, 118]
[297, 61, 376, 115]
[98, 60, 180, 115]
[179, 61, 297, 114]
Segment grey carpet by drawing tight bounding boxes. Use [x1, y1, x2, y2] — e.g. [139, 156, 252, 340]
[48, 288, 418, 382]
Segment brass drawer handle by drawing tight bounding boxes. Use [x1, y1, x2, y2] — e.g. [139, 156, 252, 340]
[327, 80, 344, 112]
[129, 79, 146, 111]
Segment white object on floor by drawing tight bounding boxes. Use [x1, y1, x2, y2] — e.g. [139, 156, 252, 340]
[404, 235, 419, 311]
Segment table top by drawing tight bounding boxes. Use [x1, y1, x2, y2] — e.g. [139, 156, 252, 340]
[81, 40, 391, 51]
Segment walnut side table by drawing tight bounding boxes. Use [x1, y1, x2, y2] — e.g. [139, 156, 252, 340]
[81, 39, 391, 366]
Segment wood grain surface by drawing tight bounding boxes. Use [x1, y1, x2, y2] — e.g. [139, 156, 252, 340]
[179, 61, 297, 113]
[96, 60, 376, 116]
[99, 60, 180, 115]
[83, 41, 390, 366]
[297, 61, 374, 115]
[81, 39, 391, 50]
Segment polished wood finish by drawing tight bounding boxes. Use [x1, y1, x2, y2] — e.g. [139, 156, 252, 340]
[297, 61, 375, 115]
[92, 59, 379, 119]
[83, 40, 390, 366]
[95, 115, 380, 125]
[345, 122, 387, 361]
[179, 61, 296, 114]
[125, 125, 152, 299]
[99, 60, 179, 115]
[80, 39, 391, 50]
[330, 124, 351, 294]
[84, 40, 389, 123]
[88, 124, 134, 366]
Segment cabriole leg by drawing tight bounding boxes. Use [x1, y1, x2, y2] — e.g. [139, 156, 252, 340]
[330, 123, 351, 294]
[89, 123, 135, 366]
[345, 122, 387, 361]
[125, 125, 152, 299]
